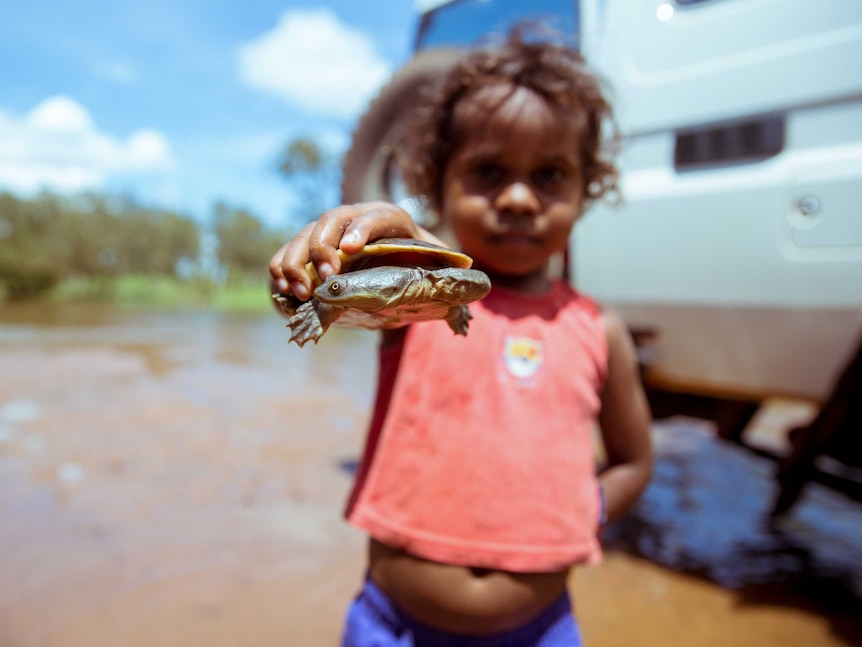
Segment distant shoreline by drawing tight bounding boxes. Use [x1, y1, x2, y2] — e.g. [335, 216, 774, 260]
[2, 274, 273, 312]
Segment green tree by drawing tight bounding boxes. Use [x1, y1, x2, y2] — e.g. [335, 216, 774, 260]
[212, 202, 287, 282]
[0, 191, 202, 300]
[275, 136, 339, 228]
[0, 192, 67, 298]
[113, 204, 200, 276]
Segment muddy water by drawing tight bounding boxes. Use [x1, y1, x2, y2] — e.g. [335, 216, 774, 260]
[0, 304, 860, 646]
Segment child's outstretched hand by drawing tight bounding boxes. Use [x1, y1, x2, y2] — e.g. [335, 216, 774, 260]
[268, 201, 444, 302]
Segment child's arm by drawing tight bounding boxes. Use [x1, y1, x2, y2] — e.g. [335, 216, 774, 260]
[268, 201, 445, 301]
[597, 310, 654, 525]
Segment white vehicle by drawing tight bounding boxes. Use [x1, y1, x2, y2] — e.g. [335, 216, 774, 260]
[341, 0, 862, 436]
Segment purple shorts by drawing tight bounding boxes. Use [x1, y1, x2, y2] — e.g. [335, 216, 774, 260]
[340, 577, 584, 647]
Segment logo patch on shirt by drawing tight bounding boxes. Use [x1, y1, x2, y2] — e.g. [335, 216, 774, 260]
[503, 336, 544, 379]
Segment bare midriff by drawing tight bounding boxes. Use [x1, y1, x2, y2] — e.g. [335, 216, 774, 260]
[368, 539, 570, 636]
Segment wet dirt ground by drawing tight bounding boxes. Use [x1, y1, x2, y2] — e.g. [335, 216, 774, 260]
[1, 304, 860, 646]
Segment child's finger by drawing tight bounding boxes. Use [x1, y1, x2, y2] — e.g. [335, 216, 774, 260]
[277, 223, 316, 300]
[338, 202, 420, 253]
[268, 242, 292, 292]
[308, 205, 364, 278]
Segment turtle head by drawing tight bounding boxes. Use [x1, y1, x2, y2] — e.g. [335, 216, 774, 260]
[314, 266, 414, 309]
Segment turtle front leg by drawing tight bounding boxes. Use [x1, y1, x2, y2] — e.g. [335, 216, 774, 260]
[271, 293, 298, 319]
[287, 300, 341, 347]
[444, 304, 473, 336]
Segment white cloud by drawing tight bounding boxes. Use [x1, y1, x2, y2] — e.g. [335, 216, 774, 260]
[0, 95, 173, 195]
[29, 96, 93, 132]
[127, 130, 171, 167]
[237, 8, 391, 119]
[96, 60, 137, 85]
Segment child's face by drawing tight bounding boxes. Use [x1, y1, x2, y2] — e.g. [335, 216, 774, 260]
[441, 85, 584, 287]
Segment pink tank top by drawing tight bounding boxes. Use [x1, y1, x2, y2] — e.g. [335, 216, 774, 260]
[345, 281, 608, 572]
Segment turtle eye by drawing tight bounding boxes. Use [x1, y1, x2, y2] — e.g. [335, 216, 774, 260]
[328, 282, 340, 295]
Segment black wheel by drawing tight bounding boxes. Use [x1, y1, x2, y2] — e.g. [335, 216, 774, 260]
[340, 48, 462, 224]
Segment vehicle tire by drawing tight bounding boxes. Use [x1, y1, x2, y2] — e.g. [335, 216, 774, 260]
[340, 48, 463, 219]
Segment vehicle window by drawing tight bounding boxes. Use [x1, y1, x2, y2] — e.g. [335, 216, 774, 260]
[416, 0, 579, 52]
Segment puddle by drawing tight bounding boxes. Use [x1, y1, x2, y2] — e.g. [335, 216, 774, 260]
[605, 419, 862, 612]
[1, 304, 860, 646]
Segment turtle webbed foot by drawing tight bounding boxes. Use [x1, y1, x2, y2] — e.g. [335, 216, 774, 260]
[446, 305, 473, 336]
[287, 300, 326, 347]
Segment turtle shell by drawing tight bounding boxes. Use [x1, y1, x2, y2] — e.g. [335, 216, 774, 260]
[304, 237, 472, 285]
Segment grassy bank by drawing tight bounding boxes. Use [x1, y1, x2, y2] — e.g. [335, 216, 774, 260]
[46, 274, 274, 312]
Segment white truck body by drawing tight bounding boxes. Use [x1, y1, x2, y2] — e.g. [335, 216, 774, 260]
[408, 0, 862, 401]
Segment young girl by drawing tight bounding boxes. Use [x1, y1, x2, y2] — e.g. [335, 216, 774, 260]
[270, 31, 653, 647]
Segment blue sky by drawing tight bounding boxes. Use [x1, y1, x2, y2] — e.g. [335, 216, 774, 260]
[0, 1, 419, 228]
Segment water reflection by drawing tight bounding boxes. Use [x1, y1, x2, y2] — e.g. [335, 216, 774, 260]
[605, 419, 862, 624]
[0, 302, 378, 395]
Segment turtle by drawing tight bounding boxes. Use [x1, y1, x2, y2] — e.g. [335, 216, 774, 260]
[272, 238, 491, 347]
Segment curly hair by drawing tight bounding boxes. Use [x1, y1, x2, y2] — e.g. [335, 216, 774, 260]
[397, 28, 619, 214]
